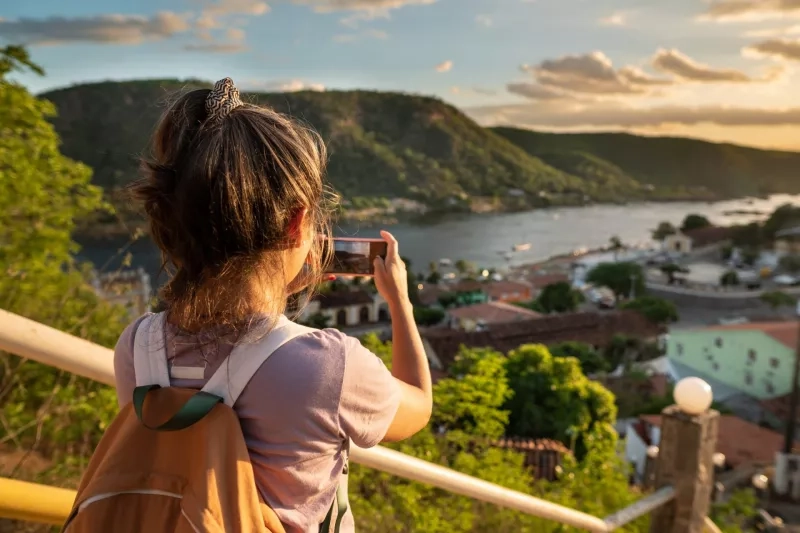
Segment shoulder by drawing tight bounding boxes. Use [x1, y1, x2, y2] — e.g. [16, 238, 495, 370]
[114, 313, 154, 360]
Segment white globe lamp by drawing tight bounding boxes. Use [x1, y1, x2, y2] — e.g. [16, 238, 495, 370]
[712, 452, 726, 468]
[674, 377, 713, 415]
[646, 445, 659, 459]
[752, 473, 769, 491]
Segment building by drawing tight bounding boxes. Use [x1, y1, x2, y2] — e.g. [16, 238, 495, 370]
[445, 301, 541, 332]
[662, 226, 735, 255]
[298, 290, 388, 328]
[92, 268, 152, 319]
[625, 414, 791, 484]
[421, 310, 664, 370]
[482, 280, 533, 303]
[665, 322, 797, 406]
[492, 438, 570, 481]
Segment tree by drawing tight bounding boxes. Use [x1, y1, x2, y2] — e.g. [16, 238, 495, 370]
[0, 47, 130, 476]
[732, 222, 764, 249]
[586, 262, 645, 301]
[426, 270, 442, 284]
[681, 213, 711, 232]
[549, 341, 609, 374]
[651, 221, 677, 241]
[763, 203, 800, 241]
[535, 281, 584, 313]
[761, 290, 796, 310]
[659, 263, 689, 284]
[504, 344, 617, 458]
[402, 256, 420, 305]
[622, 296, 679, 325]
[413, 306, 445, 326]
[720, 270, 740, 287]
[779, 254, 800, 274]
[454, 259, 475, 275]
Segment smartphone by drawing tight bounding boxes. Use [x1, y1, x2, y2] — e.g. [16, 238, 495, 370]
[324, 237, 388, 277]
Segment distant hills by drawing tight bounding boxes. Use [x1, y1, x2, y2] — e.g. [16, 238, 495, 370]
[40, 79, 800, 232]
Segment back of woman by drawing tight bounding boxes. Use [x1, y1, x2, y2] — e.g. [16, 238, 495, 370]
[112, 78, 433, 533]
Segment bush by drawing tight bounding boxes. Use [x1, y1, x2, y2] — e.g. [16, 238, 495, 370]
[720, 270, 740, 287]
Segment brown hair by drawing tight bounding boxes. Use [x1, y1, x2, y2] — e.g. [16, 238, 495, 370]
[129, 80, 337, 336]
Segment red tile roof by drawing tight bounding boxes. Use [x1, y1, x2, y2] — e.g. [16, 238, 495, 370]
[760, 393, 800, 425]
[640, 414, 797, 468]
[525, 273, 570, 290]
[447, 301, 541, 325]
[704, 321, 798, 350]
[423, 310, 664, 368]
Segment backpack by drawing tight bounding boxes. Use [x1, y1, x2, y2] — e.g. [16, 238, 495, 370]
[62, 313, 349, 533]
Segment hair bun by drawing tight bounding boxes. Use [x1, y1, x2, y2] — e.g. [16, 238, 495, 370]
[206, 77, 243, 121]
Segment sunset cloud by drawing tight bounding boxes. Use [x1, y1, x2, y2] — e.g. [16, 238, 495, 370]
[436, 60, 453, 72]
[0, 12, 190, 45]
[651, 48, 754, 82]
[243, 79, 326, 92]
[292, 0, 436, 14]
[745, 38, 800, 61]
[598, 12, 626, 26]
[698, 0, 800, 22]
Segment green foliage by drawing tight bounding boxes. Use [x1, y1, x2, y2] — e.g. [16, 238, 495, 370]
[535, 281, 584, 313]
[680, 214, 712, 232]
[659, 263, 689, 284]
[493, 127, 800, 200]
[651, 221, 677, 241]
[504, 344, 617, 458]
[779, 254, 800, 273]
[763, 203, 800, 241]
[586, 262, 646, 301]
[709, 489, 759, 533]
[414, 306, 445, 326]
[760, 290, 795, 310]
[0, 48, 129, 480]
[731, 222, 764, 248]
[621, 296, 678, 325]
[720, 270, 740, 287]
[454, 259, 476, 275]
[549, 341, 609, 374]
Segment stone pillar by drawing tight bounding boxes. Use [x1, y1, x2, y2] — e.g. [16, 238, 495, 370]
[649, 405, 720, 533]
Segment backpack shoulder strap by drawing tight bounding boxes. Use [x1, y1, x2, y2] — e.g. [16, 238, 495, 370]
[133, 312, 171, 388]
[202, 316, 316, 407]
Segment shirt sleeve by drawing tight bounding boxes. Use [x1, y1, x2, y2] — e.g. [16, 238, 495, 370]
[337, 334, 401, 449]
[113, 316, 147, 408]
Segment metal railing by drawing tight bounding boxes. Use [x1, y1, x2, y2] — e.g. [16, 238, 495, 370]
[0, 309, 720, 532]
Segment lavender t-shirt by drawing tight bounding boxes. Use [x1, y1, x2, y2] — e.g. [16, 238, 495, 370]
[113, 314, 401, 533]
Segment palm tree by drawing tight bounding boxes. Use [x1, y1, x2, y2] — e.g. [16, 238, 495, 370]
[609, 235, 624, 262]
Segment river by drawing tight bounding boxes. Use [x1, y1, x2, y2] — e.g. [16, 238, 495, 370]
[76, 194, 800, 284]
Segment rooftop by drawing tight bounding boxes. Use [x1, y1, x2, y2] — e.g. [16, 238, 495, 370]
[639, 414, 795, 468]
[702, 321, 798, 350]
[681, 225, 735, 247]
[423, 310, 663, 368]
[447, 301, 541, 325]
[313, 290, 375, 309]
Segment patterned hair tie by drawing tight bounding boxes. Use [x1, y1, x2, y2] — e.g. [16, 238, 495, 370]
[205, 77, 243, 121]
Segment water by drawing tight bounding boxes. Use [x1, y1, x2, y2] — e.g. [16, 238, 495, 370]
[76, 194, 800, 284]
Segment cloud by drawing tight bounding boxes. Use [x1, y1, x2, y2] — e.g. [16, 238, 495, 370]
[201, 0, 270, 17]
[333, 28, 388, 42]
[698, 0, 800, 22]
[745, 38, 800, 60]
[475, 14, 493, 27]
[435, 60, 453, 72]
[468, 101, 800, 129]
[292, 0, 436, 14]
[744, 24, 800, 37]
[450, 86, 498, 97]
[515, 52, 671, 99]
[0, 12, 190, 45]
[184, 42, 248, 52]
[244, 79, 326, 92]
[598, 12, 626, 26]
[651, 48, 755, 82]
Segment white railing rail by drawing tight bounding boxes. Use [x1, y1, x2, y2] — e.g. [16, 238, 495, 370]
[0, 308, 719, 532]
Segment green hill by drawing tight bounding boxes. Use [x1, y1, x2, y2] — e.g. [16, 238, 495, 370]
[38, 79, 800, 236]
[41, 79, 599, 215]
[492, 127, 800, 199]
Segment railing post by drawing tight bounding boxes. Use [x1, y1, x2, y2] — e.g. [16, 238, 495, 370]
[649, 378, 719, 533]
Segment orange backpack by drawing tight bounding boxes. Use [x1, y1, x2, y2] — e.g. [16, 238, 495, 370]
[62, 313, 349, 533]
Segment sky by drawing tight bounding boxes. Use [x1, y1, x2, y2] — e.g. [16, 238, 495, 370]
[2, 0, 800, 150]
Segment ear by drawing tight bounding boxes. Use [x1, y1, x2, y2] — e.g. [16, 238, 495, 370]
[286, 208, 308, 248]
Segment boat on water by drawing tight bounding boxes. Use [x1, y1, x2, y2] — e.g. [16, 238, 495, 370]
[439, 258, 452, 266]
[512, 243, 531, 252]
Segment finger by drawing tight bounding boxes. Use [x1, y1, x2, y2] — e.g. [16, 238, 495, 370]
[373, 256, 387, 279]
[380, 230, 398, 263]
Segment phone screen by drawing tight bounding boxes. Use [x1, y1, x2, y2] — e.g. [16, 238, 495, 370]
[324, 238, 388, 276]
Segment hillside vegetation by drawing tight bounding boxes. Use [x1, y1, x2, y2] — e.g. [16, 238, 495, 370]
[39, 79, 800, 236]
[492, 127, 800, 199]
